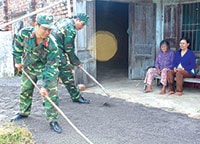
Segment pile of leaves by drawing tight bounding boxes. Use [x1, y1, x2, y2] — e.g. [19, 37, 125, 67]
[0, 122, 35, 144]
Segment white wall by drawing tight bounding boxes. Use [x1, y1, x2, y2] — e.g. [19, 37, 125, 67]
[0, 31, 14, 77]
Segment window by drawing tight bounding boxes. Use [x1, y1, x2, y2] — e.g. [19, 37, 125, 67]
[182, 3, 200, 51]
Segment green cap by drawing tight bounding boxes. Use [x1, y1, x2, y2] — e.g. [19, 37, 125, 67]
[36, 13, 55, 29]
[76, 13, 89, 25]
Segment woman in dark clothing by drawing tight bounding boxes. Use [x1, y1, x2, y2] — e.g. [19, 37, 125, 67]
[167, 37, 196, 96]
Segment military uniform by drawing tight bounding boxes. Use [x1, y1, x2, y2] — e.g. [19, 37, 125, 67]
[11, 13, 62, 133]
[13, 26, 60, 121]
[52, 13, 90, 103]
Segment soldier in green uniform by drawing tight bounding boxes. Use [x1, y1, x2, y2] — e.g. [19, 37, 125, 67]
[52, 13, 90, 104]
[11, 13, 62, 133]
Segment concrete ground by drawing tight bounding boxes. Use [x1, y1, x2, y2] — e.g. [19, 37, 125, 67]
[85, 76, 200, 120]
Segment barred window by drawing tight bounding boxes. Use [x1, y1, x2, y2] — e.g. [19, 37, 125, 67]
[182, 3, 200, 51]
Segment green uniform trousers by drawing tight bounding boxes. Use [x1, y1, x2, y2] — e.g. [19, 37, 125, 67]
[19, 69, 59, 122]
[58, 53, 80, 100]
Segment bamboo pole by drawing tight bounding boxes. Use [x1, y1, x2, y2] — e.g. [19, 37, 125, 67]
[80, 67, 112, 106]
[22, 69, 94, 144]
[0, 0, 67, 29]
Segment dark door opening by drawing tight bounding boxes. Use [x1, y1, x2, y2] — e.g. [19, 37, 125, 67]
[96, 1, 129, 81]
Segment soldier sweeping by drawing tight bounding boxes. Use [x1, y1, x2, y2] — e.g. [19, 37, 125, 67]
[11, 13, 62, 133]
[51, 13, 90, 104]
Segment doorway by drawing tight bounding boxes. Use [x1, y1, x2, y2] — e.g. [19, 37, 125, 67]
[96, 1, 129, 81]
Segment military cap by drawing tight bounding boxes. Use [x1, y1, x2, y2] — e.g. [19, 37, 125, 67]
[75, 13, 89, 25]
[36, 13, 55, 29]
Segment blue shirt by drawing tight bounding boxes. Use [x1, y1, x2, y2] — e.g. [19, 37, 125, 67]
[173, 49, 196, 75]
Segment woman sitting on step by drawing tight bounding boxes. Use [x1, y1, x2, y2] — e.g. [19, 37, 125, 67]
[144, 39, 174, 94]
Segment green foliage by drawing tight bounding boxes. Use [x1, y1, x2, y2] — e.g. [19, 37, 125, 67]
[0, 122, 35, 144]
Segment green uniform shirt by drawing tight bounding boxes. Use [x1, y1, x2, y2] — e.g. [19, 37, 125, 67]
[52, 18, 81, 66]
[13, 26, 59, 89]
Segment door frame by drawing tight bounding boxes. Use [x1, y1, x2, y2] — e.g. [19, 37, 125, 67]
[74, 0, 96, 87]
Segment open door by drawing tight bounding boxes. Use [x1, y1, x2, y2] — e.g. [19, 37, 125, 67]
[128, 3, 156, 79]
[75, 0, 96, 87]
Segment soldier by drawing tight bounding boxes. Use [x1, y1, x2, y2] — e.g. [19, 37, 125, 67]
[51, 13, 90, 104]
[11, 13, 62, 133]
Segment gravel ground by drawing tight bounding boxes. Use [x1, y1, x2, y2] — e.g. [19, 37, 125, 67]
[1, 77, 200, 144]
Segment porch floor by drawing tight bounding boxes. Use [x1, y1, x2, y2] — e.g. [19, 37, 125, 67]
[85, 76, 200, 119]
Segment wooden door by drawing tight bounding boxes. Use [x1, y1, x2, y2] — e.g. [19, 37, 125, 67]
[75, 0, 96, 87]
[164, 4, 181, 50]
[128, 3, 156, 79]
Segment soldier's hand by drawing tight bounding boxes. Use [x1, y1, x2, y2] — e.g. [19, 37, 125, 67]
[15, 63, 23, 71]
[40, 88, 48, 98]
[77, 64, 82, 69]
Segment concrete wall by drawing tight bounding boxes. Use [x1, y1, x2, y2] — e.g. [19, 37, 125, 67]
[0, 31, 14, 77]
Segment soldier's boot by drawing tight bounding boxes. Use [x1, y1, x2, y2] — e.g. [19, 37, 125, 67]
[50, 121, 62, 133]
[10, 113, 29, 122]
[73, 96, 90, 104]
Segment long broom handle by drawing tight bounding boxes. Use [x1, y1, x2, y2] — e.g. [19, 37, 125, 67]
[22, 69, 94, 144]
[80, 67, 111, 97]
[0, 0, 67, 29]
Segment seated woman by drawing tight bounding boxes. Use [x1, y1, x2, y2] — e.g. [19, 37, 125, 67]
[144, 39, 174, 94]
[167, 37, 196, 96]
